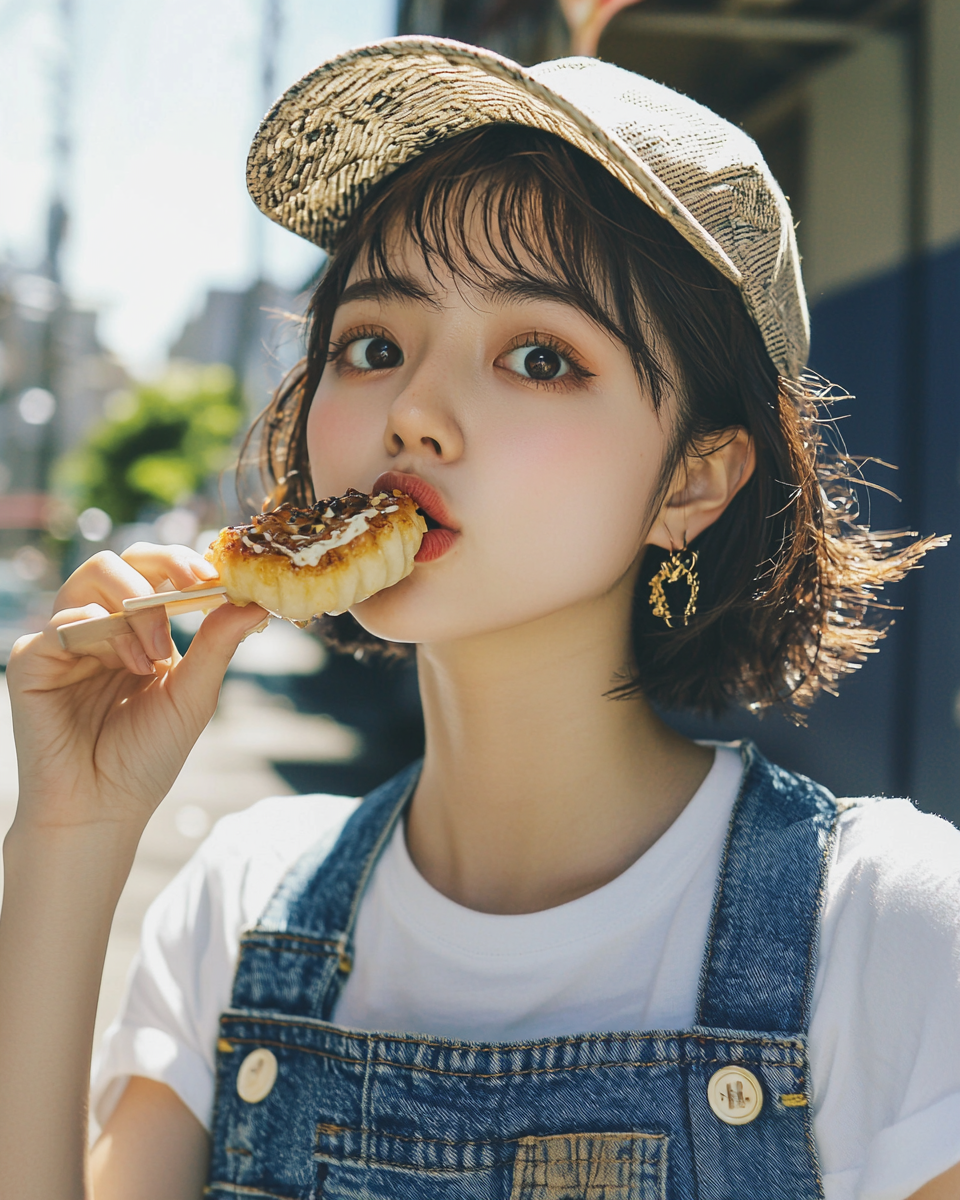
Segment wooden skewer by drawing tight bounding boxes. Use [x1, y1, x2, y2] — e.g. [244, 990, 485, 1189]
[57, 584, 228, 654]
[121, 585, 227, 612]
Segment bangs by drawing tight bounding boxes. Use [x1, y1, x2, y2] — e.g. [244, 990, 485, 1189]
[346, 127, 682, 413]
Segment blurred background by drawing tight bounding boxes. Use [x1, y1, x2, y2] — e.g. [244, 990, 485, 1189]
[1, 0, 959, 1093]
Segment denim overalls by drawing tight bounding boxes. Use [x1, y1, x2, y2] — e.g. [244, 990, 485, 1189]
[207, 742, 846, 1199]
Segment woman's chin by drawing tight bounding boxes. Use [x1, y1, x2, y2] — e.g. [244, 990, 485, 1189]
[348, 576, 438, 645]
[349, 577, 497, 646]
[349, 579, 593, 649]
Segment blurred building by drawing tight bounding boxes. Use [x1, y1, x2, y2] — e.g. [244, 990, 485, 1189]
[169, 278, 314, 524]
[0, 262, 129, 563]
[399, 0, 960, 821]
[399, 0, 569, 61]
[0, 262, 128, 655]
[169, 278, 311, 423]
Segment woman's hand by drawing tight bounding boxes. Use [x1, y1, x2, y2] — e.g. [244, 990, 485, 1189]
[7, 541, 267, 839]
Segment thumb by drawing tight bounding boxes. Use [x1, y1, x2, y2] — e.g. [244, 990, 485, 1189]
[166, 601, 268, 710]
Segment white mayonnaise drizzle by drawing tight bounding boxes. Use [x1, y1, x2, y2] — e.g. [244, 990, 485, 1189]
[287, 508, 379, 567]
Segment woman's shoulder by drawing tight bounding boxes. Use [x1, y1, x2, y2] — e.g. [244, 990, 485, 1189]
[747, 737, 960, 907]
[199, 790, 360, 868]
[811, 797, 960, 1192]
[816, 792, 960, 1016]
[146, 790, 361, 946]
[830, 794, 960, 920]
[91, 792, 362, 1131]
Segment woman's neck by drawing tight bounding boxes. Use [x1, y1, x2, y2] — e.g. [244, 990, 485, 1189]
[407, 574, 713, 914]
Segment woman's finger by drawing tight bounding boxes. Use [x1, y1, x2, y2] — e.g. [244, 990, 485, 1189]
[126, 607, 175, 664]
[165, 602, 268, 714]
[48, 604, 166, 676]
[55, 551, 158, 615]
[43, 542, 221, 681]
[120, 541, 219, 590]
[15, 605, 150, 681]
[55, 544, 218, 617]
[53, 558, 173, 668]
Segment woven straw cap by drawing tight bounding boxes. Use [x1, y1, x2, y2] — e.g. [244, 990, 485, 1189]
[248, 36, 809, 378]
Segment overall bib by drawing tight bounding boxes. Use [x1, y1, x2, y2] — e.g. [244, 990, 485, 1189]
[207, 742, 844, 1199]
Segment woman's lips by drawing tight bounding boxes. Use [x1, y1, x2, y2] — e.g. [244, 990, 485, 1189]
[414, 526, 458, 563]
[373, 471, 460, 563]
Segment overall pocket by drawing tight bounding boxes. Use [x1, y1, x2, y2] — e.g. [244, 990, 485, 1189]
[510, 1131, 668, 1200]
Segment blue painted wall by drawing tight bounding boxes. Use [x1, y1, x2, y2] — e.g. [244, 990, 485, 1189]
[909, 245, 960, 818]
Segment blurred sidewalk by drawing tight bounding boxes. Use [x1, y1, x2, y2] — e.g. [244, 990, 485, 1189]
[0, 663, 360, 1129]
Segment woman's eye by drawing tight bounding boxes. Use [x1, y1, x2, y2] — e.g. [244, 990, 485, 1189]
[502, 344, 570, 382]
[343, 336, 403, 370]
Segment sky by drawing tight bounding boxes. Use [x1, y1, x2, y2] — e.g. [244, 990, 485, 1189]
[0, 0, 396, 373]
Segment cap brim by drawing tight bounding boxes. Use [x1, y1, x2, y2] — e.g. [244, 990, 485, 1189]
[246, 36, 742, 286]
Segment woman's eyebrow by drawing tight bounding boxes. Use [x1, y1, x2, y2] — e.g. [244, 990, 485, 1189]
[484, 277, 592, 312]
[337, 276, 441, 309]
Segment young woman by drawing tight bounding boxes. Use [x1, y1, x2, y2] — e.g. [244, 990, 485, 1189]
[2, 38, 959, 1200]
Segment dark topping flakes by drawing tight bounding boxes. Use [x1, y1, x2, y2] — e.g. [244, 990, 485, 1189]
[229, 487, 404, 559]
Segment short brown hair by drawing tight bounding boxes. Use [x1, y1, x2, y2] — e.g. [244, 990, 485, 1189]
[242, 126, 944, 718]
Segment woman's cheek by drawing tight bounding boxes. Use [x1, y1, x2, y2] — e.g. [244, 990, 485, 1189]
[495, 421, 583, 482]
[488, 411, 660, 521]
[472, 418, 655, 600]
[306, 393, 382, 495]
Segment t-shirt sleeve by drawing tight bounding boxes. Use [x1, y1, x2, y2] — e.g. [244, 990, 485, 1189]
[90, 793, 358, 1132]
[811, 798, 960, 1200]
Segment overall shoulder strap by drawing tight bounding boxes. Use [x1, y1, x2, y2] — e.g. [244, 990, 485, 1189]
[695, 741, 840, 1035]
[231, 759, 421, 1020]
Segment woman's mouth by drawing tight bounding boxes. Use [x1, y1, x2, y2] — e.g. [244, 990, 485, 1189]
[373, 471, 460, 563]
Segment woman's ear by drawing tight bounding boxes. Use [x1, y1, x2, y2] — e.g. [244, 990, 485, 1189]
[647, 427, 756, 551]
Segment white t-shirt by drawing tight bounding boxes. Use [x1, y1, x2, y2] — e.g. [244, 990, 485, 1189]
[91, 747, 960, 1200]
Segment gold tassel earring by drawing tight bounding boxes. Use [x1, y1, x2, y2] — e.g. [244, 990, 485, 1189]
[649, 542, 699, 627]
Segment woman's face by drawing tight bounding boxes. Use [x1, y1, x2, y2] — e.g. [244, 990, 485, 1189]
[307, 230, 674, 646]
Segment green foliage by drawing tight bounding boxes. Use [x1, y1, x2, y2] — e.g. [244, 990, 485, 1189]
[57, 363, 241, 525]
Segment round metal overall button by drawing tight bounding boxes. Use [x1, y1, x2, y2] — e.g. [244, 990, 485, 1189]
[707, 1066, 763, 1125]
[236, 1048, 278, 1103]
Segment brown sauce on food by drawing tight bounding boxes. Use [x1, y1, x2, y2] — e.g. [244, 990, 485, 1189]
[227, 488, 405, 561]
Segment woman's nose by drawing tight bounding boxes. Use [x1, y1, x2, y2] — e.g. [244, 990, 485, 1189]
[384, 384, 465, 463]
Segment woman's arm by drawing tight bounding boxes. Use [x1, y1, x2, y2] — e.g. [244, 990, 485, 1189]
[0, 819, 138, 1200]
[0, 544, 264, 1200]
[908, 1161, 960, 1200]
[90, 1078, 209, 1199]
